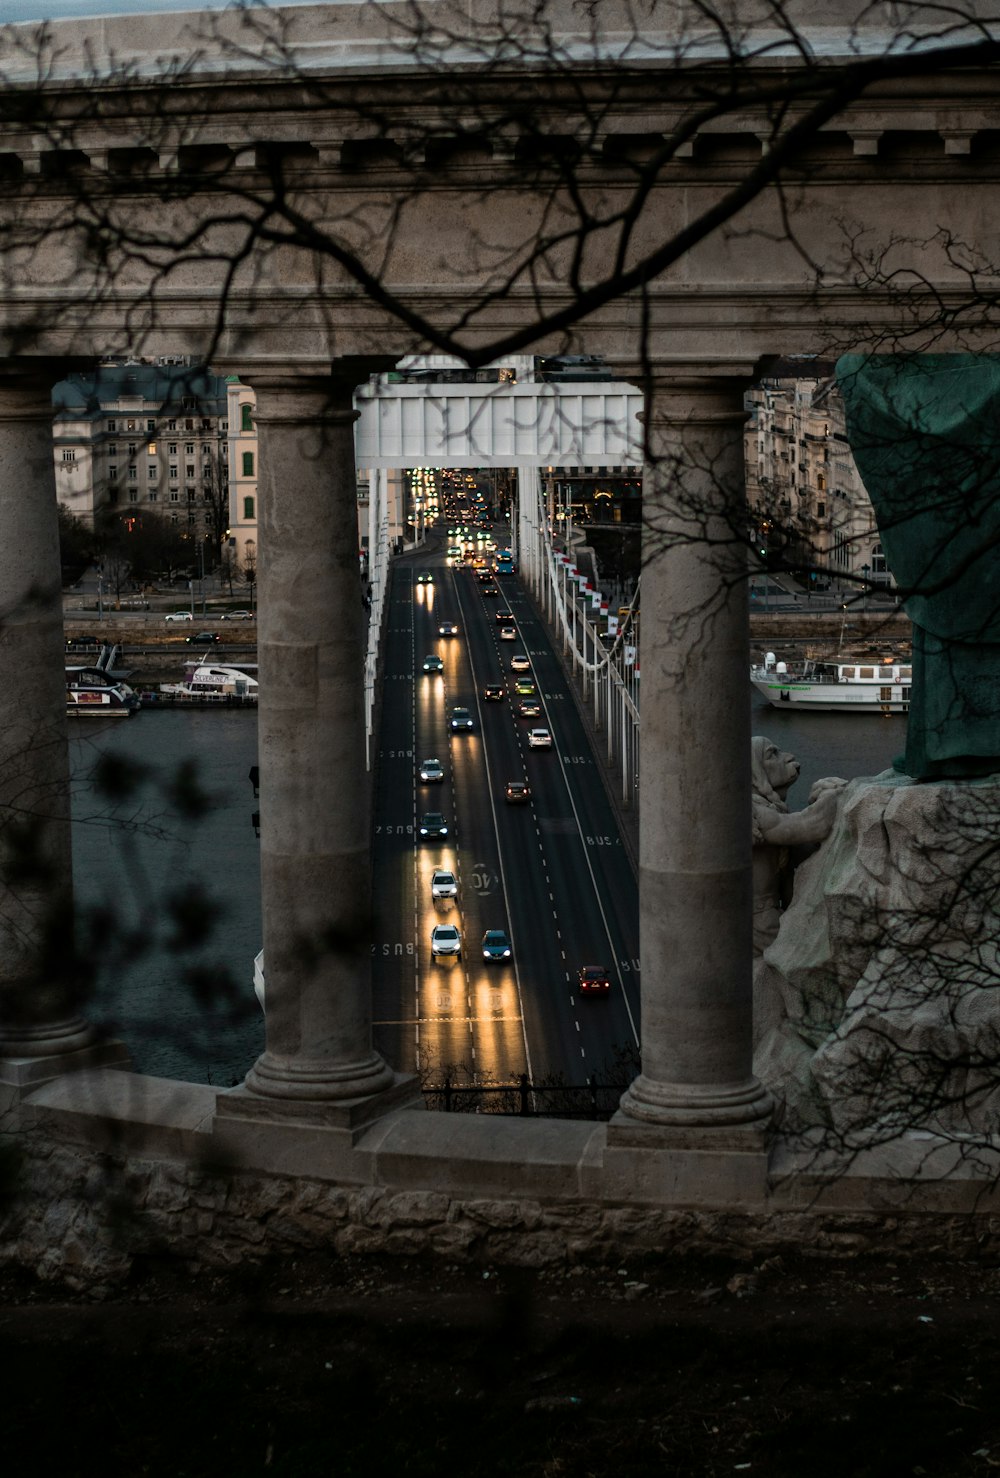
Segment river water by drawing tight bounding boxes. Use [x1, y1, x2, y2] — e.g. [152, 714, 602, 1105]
[70, 710, 263, 1085]
[69, 700, 907, 1084]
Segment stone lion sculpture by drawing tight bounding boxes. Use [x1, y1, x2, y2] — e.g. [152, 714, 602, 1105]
[751, 736, 847, 955]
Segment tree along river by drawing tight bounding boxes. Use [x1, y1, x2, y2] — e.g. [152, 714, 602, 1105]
[69, 701, 907, 1084]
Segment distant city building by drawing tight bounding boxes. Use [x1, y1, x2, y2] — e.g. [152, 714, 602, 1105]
[745, 371, 887, 585]
[225, 377, 258, 569]
[52, 362, 229, 552]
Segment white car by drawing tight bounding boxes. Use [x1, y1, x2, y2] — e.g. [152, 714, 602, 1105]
[164, 611, 193, 622]
[510, 653, 531, 672]
[431, 869, 458, 900]
[419, 758, 445, 783]
[430, 923, 462, 958]
[221, 610, 254, 621]
[527, 727, 552, 749]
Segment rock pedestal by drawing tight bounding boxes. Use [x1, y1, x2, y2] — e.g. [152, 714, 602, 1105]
[755, 771, 1000, 1141]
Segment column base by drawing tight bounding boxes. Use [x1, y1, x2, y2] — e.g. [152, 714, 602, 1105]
[240, 1047, 400, 1108]
[0, 1037, 132, 1105]
[0, 1014, 98, 1059]
[216, 1070, 421, 1131]
[615, 1072, 774, 1130]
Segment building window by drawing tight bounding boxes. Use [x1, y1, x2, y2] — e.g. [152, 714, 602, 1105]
[108, 488, 119, 505]
[220, 420, 228, 432]
[108, 443, 118, 456]
[147, 465, 157, 480]
[146, 420, 155, 433]
[170, 490, 179, 502]
[128, 465, 137, 480]
[201, 419, 211, 431]
[148, 491, 158, 503]
[147, 442, 156, 455]
[817, 501, 826, 518]
[61, 448, 76, 462]
[186, 464, 195, 478]
[187, 489, 196, 502]
[168, 442, 177, 455]
[187, 511, 196, 525]
[243, 495, 255, 520]
[128, 489, 138, 503]
[170, 512, 179, 524]
[241, 403, 254, 432]
[127, 443, 137, 456]
[108, 465, 118, 480]
[169, 465, 178, 480]
[817, 473, 826, 492]
[126, 419, 136, 431]
[185, 444, 194, 454]
[107, 419, 117, 432]
[167, 420, 177, 431]
[242, 452, 254, 477]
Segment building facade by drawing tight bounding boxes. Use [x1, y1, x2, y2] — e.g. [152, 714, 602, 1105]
[745, 372, 886, 585]
[52, 362, 230, 553]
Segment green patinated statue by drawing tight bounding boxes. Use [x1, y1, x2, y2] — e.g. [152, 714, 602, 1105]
[836, 354, 1000, 781]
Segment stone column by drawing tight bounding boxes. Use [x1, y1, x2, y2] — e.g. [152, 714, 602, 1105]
[232, 362, 407, 1113]
[614, 369, 772, 1135]
[0, 367, 126, 1094]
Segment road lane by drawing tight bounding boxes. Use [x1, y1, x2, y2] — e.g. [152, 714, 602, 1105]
[373, 532, 640, 1088]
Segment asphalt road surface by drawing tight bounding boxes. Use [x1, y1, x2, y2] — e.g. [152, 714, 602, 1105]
[371, 533, 640, 1088]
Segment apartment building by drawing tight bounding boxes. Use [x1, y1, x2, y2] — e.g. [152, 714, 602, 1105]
[52, 362, 229, 547]
[745, 370, 886, 585]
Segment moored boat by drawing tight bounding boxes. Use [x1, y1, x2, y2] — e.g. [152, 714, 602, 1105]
[66, 665, 141, 717]
[750, 651, 912, 714]
[159, 657, 258, 702]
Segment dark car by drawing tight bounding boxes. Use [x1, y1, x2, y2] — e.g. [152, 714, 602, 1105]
[483, 684, 505, 702]
[518, 699, 542, 719]
[482, 929, 512, 961]
[186, 630, 220, 644]
[438, 622, 459, 637]
[505, 780, 531, 804]
[449, 707, 475, 731]
[496, 610, 513, 624]
[418, 812, 449, 839]
[578, 965, 611, 995]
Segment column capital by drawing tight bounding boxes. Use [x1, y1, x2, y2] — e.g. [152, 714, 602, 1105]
[0, 357, 96, 417]
[215, 354, 399, 395]
[608, 356, 762, 392]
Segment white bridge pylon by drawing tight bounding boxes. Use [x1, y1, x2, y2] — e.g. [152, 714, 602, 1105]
[355, 379, 643, 468]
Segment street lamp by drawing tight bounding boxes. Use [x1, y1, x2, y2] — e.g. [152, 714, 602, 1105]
[861, 562, 870, 613]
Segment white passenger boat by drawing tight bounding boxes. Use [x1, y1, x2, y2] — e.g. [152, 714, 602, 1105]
[66, 665, 141, 717]
[159, 657, 258, 702]
[750, 651, 912, 714]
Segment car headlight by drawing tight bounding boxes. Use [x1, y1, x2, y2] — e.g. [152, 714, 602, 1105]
[503, 949, 511, 957]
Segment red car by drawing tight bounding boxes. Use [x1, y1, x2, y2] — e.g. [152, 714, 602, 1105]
[578, 965, 611, 995]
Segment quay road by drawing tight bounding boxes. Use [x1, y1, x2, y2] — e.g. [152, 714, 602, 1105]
[371, 539, 640, 1086]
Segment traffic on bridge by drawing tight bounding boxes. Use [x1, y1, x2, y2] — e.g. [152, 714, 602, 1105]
[371, 489, 640, 1091]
